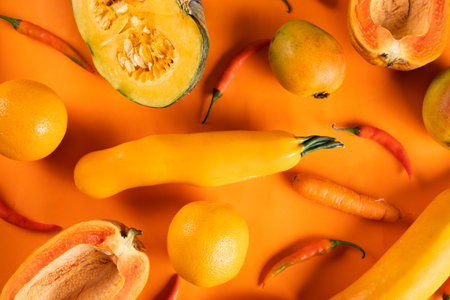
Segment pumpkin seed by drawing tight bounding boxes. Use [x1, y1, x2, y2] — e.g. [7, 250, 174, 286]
[95, 0, 176, 81]
[115, 4, 128, 14]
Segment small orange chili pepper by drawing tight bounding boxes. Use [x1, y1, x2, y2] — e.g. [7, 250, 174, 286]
[166, 274, 181, 300]
[443, 277, 450, 300]
[0, 197, 61, 232]
[0, 15, 94, 72]
[202, 39, 270, 123]
[260, 238, 365, 288]
[332, 123, 412, 178]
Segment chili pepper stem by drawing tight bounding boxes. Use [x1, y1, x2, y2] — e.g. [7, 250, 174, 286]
[202, 89, 222, 124]
[332, 123, 361, 135]
[444, 294, 450, 300]
[299, 136, 344, 157]
[0, 15, 21, 29]
[281, 0, 292, 12]
[260, 238, 365, 288]
[330, 239, 366, 258]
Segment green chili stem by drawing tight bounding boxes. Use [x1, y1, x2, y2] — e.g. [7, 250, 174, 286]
[332, 123, 361, 136]
[202, 89, 222, 124]
[330, 239, 365, 258]
[281, 0, 292, 12]
[0, 15, 21, 29]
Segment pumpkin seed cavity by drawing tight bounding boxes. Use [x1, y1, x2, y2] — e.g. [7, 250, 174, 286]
[93, 0, 176, 82]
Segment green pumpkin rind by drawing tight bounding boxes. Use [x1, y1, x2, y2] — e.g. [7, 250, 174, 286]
[166, 0, 210, 108]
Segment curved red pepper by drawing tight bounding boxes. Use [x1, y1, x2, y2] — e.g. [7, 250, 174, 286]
[0, 15, 94, 72]
[166, 274, 181, 300]
[260, 238, 365, 288]
[333, 124, 412, 178]
[202, 39, 270, 124]
[443, 277, 450, 300]
[0, 198, 61, 232]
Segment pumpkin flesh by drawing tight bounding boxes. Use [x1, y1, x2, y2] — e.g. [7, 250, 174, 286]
[72, 0, 209, 107]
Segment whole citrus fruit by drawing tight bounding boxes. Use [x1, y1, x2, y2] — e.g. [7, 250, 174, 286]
[0, 79, 68, 161]
[167, 200, 249, 287]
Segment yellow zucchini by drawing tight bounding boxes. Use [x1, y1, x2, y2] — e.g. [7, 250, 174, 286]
[331, 188, 450, 300]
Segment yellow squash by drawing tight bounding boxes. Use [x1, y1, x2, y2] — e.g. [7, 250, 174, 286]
[74, 130, 342, 198]
[331, 188, 450, 300]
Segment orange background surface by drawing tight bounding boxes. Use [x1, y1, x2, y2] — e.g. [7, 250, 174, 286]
[0, 0, 449, 299]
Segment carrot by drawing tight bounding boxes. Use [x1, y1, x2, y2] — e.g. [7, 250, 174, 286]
[0, 197, 61, 232]
[0, 15, 94, 72]
[292, 173, 401, 222]
[202, 39, 270, 123]
[260, 238, 365, 288]
[443, 277, 450, 300]
[332, 124, 412, 178]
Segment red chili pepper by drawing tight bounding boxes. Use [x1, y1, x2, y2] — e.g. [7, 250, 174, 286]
[260, 238, 365, 288]
[166, 274, 181, 300]
[0, 15, 94, 73]
[332, 124, 412, 178]
[202, 39, 270, 124]
[443, 277, 450, 300]
[0, 197, 61, 232]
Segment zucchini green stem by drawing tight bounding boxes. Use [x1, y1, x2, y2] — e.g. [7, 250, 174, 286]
[299, 135, 344, 157]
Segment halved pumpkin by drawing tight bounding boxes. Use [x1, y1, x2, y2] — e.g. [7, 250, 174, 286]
[1, 220, 150, 300]
[72, 0, 209, 107]
[348, 0, 449, 70]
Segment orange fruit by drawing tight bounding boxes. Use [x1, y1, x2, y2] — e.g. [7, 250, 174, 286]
[0, 79, 68, 161]
[167, 200, 249, 287]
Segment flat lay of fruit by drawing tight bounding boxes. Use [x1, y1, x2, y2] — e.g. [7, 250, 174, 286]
[0, 0, 449, 299]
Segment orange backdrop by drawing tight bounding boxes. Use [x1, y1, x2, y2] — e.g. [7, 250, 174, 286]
[0, 0, 449, 299]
